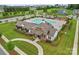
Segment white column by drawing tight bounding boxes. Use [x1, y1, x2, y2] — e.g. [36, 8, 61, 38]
[29, 30, 31, 33]
[46, 35, 48, 39]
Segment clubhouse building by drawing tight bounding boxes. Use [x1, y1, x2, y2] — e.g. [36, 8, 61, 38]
[16, 17, 66, 41]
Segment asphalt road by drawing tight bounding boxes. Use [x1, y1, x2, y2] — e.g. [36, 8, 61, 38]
[0, 48, 6, 55]
[0, 16, 25, 23]
[0, 15, 34, 23]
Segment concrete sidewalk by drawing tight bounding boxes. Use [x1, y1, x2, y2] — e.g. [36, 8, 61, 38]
[1, 35, 27, 55]
[1, 35, 43, 55]
[14, 46, 27, 55]
[72, 20, 78, 55]
[11, 38, 43, 55]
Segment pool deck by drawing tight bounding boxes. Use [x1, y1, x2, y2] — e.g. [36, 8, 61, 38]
[24, 17, 66, 31]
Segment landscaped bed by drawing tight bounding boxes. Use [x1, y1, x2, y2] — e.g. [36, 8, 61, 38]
[38, 20, 76, 55]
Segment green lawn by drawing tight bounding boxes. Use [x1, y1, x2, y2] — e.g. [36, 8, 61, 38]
[47, 8, 73, 15]
[38, 20, 76, 55]
[12, 41, 38, 55]
[0, 11, 29, 19]
[0, 22, 34, 40]
[77, 22, 79, 54]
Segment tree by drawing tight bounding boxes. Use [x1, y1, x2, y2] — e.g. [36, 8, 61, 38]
[43, 8, 47, 13]
[29, 10, 35, 14]
[0, 33, 2, 37]
[22, 17, 26, 21]
[6, 42, 15, 51]
[67, 4, 79, 9]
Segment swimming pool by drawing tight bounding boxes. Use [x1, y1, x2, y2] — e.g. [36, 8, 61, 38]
[45, 19, 56, 24]
[32, 18, 56, 24]
[32, 19, 43, 24]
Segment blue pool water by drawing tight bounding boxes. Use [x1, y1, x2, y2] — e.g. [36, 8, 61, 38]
[45, 20, 55, 24]
[32, 19, 43, 24]
[32, 18, 56, 24]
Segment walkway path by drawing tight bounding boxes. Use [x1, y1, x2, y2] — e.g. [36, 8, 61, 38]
[14, 46, 27, 55]
[33, 38, 40, 42]
[1, 35, 43, 55]
[1, 35, 26, 55]
[11, 38, 43, 55]
[72, 20, 78, 55]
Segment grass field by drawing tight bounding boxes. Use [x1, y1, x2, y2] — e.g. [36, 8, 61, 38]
[12, 41, 38, 55]
[38, 20, 76, 55]
[47, 8, 73, 15]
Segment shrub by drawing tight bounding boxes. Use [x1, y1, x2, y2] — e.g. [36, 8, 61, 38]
[0, 21, 2, 23]
[21, 17, 26, 21]
[0, 33, 2, 37]
[45, 40, 52, 43]
[68, 21, 72, 30]
[61, 24, 66, 31]
[6, 42, 15, 51]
